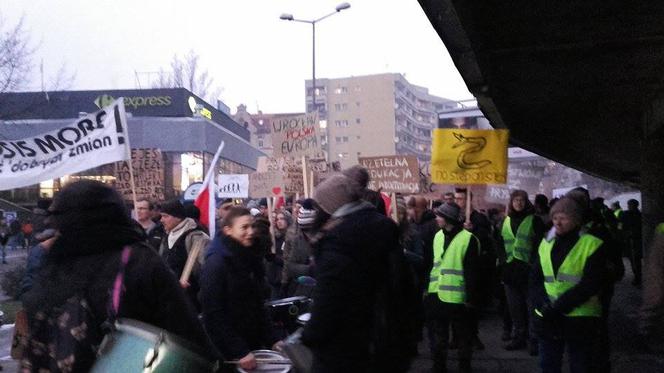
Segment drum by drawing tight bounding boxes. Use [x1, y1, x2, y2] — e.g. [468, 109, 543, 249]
[91, 318, 216, 373]
[296, 313, 310, 326]
[265, 296, 311, 330]
[236, 350, 291, 373]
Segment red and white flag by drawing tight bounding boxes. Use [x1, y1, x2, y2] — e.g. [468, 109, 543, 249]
[195, 141, 225, 238]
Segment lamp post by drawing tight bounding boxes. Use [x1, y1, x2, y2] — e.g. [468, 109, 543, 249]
[280, 2, 351, 114]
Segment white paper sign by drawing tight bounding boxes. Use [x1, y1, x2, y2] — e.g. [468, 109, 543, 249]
[0, 99, 131, 190]
[217, 174, 249, 198]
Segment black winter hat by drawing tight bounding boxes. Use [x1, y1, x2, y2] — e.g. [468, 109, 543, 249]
[161, 199, 186, 219]
[49, 180, 130, 231]
[434, 202, 463, 224]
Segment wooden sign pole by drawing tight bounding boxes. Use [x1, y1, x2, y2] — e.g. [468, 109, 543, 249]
[267, 195, 277, 254]
[465, 185, 472, 226]
[391, 192, 399, 223]
[302, 155, 309, 199]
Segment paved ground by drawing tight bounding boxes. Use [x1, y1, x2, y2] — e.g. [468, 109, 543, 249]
[408, 260, 664, 372]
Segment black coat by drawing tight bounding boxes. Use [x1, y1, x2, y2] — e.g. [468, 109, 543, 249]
[199, 235, 276, 360]
[301, 202, 403, 371]
[23, 236, 215, 359]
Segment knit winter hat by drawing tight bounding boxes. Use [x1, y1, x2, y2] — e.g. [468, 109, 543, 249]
[434, 202, 462, 224]
[160, 199, 186, 219]
[297, 198, 317, 229]
[313, 174, 361, 215]
[550, 197, 583, 225]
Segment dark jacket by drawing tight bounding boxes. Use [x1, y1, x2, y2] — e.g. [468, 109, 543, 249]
[281, 226, 314, 294]
[301, 202, 409, 371]
[497, 212, 545, 286]
[266, 229, 287, 289]
[200, 235, 276, 360]
[415, 210, 440, 285]
[529, 229, 605, 339]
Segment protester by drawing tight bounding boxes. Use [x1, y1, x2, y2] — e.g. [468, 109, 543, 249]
[497, 190, 544, 354]
[21, 180, 215, 371]
[427, 202, 480, 373]
[215, 198, 234, 232]
[530, 197, 605, 373]
[568, 189, 625, 372]
[343, 165, 387, 215]
[0, 218, 8, 264]
[159, 199, 210, 308]
[640, 223, 664, 353]
[266, 210, 292, 299]
[302, 172, 414, 372]
[200, 206, 278, 371]
[622, 199, 642, 287]
[535, 194, 552, 229]
[454, 187, 492, 349]
[135, 199, 165, 251]
[281, 199, 316, 297]
[21, 219, 33, 249]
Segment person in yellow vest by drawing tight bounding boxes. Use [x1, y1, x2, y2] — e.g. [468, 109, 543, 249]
[640, 222, 664, 354]
[426, 202, 480, 373]
[498, 190, 544, 353]
[530, 197, 606, 373]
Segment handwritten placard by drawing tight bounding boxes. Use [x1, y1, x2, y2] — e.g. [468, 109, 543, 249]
[270, 113, 321, 158]
[358, 155, 420, 194]
[249, 172, 284, 198]
[114, 148, 164, 201]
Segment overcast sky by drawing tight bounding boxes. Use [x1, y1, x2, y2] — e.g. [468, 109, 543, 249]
[3, 0, 471, 114]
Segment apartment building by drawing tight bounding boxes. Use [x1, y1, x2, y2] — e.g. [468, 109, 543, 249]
[305, 73, 456, 167]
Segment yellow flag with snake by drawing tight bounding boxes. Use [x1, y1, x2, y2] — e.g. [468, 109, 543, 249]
[431, 129, 509, 185]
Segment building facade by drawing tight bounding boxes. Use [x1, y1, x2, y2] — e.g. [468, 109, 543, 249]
[232, 104, 304, 157]
[305, 73, 457, 167]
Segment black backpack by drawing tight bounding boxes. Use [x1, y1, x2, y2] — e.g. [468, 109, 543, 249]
[21, 247, 131, 373]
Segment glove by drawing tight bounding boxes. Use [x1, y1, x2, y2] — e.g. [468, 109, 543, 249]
[539, 303, 561, 321]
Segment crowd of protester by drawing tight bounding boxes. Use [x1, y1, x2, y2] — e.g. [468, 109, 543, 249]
[6, 164, 663, 373]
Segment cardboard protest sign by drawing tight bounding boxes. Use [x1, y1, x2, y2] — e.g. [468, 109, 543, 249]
[358, 155, 420, 194]
[249, 172, 285, 198]
[256, 156, 338, 195]
[270, 113, 321, 158]
[114, 148, 164, 201]
[0, 99, 130, 190]
[217, 174, 249, 198]
[431, 129, 509, 185]
[484, 185, 511, 204]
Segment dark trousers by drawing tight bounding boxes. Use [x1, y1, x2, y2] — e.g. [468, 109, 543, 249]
[592, 288, 614, 372]
[429, 297, 474, 372]
[504, 282, 534, 343]
[539, 336, 593, 373]
[627, 240, 642, 283]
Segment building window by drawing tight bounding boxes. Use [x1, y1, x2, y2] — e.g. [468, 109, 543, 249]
[356, 118, 361, 124]
[356, 102, 360, 107]
[258, 140, 263, 147]
[335, 136, 342, 143]
[342, 136, 349, 143]
[334, 86, 348, 94]
[356, 136, 361, 140]
[334, 103, 348, 111]
[335, 120, 349, 127]
[354, 86, 361, 92]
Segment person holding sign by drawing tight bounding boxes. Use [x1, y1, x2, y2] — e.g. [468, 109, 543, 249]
[200, 207, 279, 371]
[497, 190, 544, 353]
[427, 202, 481, 373]
[158, 200, 210, 310]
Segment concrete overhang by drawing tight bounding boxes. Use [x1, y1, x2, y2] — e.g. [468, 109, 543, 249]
[419, 1, 664, 186]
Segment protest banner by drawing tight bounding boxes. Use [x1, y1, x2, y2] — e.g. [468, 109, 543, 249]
[249, 172, 285, 198]
[270, 113, 321, 158]
[217, 174, 249, 198]
[431, 129, 509, 185]
[485, 185, 512, 204]
[358, 155, 420, 194]
[0, 99, 130, 190]
[114, 148, 164, 202]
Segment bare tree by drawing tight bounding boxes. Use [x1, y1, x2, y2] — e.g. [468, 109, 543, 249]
[152, 50, 222, 102]
[0, 16, 33, 93]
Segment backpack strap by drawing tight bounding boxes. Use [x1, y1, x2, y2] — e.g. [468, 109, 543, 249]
[110, 246, 132, 318]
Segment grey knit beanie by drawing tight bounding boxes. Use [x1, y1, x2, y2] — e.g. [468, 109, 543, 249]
[434, 202, 463, 224]
[550, 197, 583, 225]
[313, 174, 361, 215]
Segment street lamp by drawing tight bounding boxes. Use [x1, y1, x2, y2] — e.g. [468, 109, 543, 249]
[279, 2, 351, 114]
